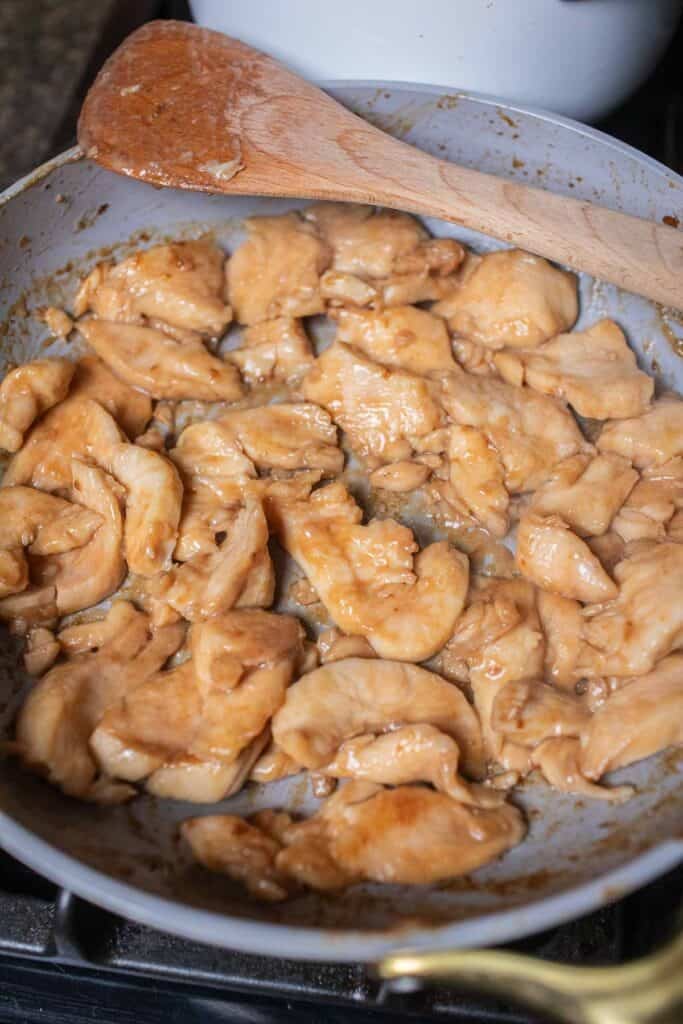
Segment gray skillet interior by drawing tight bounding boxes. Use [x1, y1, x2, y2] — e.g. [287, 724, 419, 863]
[0, 84, 682, 962]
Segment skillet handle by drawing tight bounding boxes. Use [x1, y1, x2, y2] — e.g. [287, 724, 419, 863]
[378, 928, 683, 1024]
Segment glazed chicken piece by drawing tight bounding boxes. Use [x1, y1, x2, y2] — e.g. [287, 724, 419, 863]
[612, 458, 683, 543]
[530, 453, 638, 538]
[2, 397, 125, 493]
[22, 460, 126, 618]
[303, 342, 444, 466]
[369, 460, 431, 493]
[324, 724, 503, 808]
[0, 486, 101, 597]
[597, 394, 683, 468]
[23, 626, 60, 676]
[91, 611, 304, 802]
[580, 654, 683, 779]
[439, 367, 586, 493]
[163, 498, 274, 621]
[491, 679, 589, 746]
[107, 443, 183, 576]
[226, 213, 331, 324]
[271, 656, 485, 778]
[446, 424, 509, 537]
[578, 541, 683, 677]
[228, 317, 315, 384]
[134, 400, 175, 451]
[74, 240, 232, 337]
[267, 481, 469, 661]
[15, 601, 184, 802]
[433, 249, 577, 349]
[217, 404, 343, 475]
[36, 306, 73, 339]
[69, 355, 152, 439]
[249, 741, 302, 784]
[77, 319, 243, 402]
[332, 306, 455, 374]
[531, 738, 633, 803]
[536, 590, 583, 690]
[0, 359, 74, 452]
[316, 627, 376, 664]
[498, 320, 653, 420]
[516, 513, 618, 602]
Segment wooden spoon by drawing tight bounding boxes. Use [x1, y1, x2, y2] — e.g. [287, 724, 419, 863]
[79, 20, 683, 310]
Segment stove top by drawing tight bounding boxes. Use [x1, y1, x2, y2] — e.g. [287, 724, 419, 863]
[1, 3, 683, 1023]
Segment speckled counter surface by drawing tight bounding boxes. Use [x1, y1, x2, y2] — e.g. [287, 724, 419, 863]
[0, 0, 117, 189]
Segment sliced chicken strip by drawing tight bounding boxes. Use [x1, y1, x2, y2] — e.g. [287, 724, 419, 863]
[597, 394, 683, 468]
[107, 443, 182, 576]
[516, 513, 618, 602]
[332, 306, 455, 375]
[226, 213, 331, 324]
[146, 729, 270, 803]
[15, 602, 184, 801]
[369, 460, 431, 492]
[272, 656, 485, 778]
[74, 241, 232, 337]
[2, 397, 125, 493]
[578, 541, 683, 677]
[433, 249, 577, 349]
[0, 359, 74, 453]
[531, 738, 633, 803]
[228, 317, 315, 385]
[536, 590, 583, 690]
[581, 654, 683, 779]
[78, 319, 242, 402]
[304, 204, 428, 278]
[70, 355, 152, 439]
[268, 481, 468, 661]
[217, 404, 343, 475]
[612, 457, 683, 543]
[447, 424, 509, 537]
[498, 320, 653, 420]
[439, 367, 586, 493]
[303, 342, 444, 466]
[530, 454, 638, 538]
[491, 679, 589, 746]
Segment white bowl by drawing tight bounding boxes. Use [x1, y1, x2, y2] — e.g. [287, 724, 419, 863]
[190, 0, 682, 123]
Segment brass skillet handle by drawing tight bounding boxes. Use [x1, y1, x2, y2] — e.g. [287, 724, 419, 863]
[378, 928, 683, 1024]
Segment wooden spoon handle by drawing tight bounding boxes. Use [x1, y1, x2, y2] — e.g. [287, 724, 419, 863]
[78, 20, 683, 311]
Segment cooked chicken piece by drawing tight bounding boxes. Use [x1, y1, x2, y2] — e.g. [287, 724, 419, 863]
[530, 454, 637, 538]
[107, 443, 182, 576]
[303, 342, 444, 465]
[612, 458, 683, 543]
[439, 367, 586, 493]
[499, 320, 653, 420]
[451, 336, 498, 376]
[580, 654, 683, 779]
[597, 394, 683, 469]
[446, 424, 509, 537]
[433, 249, 577, 349]
[28, 461, 126, 617]
[171, 418, 256, 504]
[319, 270, 378, 307]
[0, 359, 74, 452]
[449, 578, 544, 772]
[164, 499, 273, 621]
[268, 481, 468, 661]
[23, 626, 59, 676]
[249, 741, 302, 784]
[227, 213, 331, 324]
[531, 738, 633, 803]
[147, 730, 270, 803]
[2, 397, 124, 493]
[271, 656, 485, 778]
[15, 602, 184, 801]
[317, 627, 376, 664]
[74, 241, 232, 337]
[134, 400, 175, 451]
[536, 590, 583, 690]
[324, 725, 503, 808]
[0, 549, 27, 598]
[491, 679, 589, 746]
[303, 204, 428, 278]
[516, 513, 618, 602]
[35, 306, 73, 339]
[369, 460, 431, 492]
[77, 320, 243, 402]
[70, 356, 152, 439]
[181, 814, 296, 901]
[578, 541, 683, 677]
[92, 610, 303, 797]
[0, 583, 57, 633]
[218, 404, 343, 475]
[332, 306, 455, 374]
[585, 531, 626, 575]
[228, 317, 315, 384]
